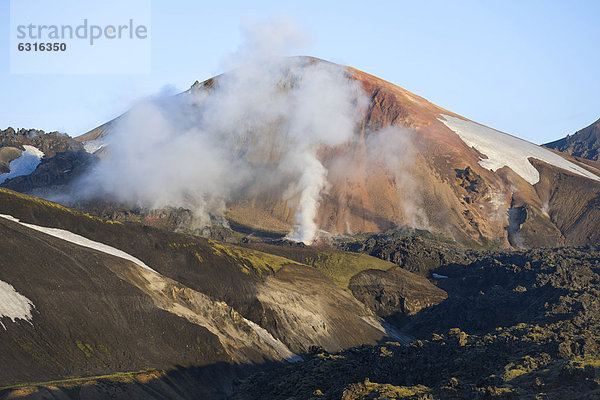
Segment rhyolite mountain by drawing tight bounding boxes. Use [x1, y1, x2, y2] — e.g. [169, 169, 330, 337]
[3, 57, 600, 248]
[69, 57, 600, 249]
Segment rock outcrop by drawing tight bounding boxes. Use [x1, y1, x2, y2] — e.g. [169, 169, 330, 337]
[545, 117, 600, 161]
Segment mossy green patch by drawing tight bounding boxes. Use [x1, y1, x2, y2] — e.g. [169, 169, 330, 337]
[75, 341, 94, 358]
[13, 337, 45, 364]
[503, 366, 529, 381]
[0, 368, 161, 391]
[245, 244, 396, 290]
[0, 188, 123, 226]
[568, 356, 600, 370]
[362, 381, 431, 398]
[209, 240, 304, 277]
[307, 251, 394, 290]
[97, 343, 111, 358]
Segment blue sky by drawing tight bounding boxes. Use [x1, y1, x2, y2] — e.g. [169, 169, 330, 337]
[1, 0, 599, 144]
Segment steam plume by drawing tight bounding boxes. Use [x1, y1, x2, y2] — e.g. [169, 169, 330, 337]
[365, 127, 429, 230]
[77, 18, 367, 243]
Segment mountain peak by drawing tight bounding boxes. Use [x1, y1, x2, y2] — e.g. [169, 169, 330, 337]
[15, 61, 600, 248]
[545, 117, 600, 161]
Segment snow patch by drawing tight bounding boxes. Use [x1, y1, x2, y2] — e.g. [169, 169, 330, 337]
[0, 145, 44, 184]
[243, 318, 302, 362]
[439, 115, 600, 185]
[0, 279, 35, 329]
[83, 139, 107, 154]
[432, 273, 448, 279]
[0, 214, 156, 273]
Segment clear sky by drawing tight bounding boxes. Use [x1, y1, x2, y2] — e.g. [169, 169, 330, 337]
[1, 0, 599, 144]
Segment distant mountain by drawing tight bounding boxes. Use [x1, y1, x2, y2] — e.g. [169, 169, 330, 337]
[545, 117, 600, 161]
[0, 127, 94, 195]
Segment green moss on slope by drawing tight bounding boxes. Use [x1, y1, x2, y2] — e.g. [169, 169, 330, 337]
[243, 244, 395, 290]
[208, 240, 304, 277]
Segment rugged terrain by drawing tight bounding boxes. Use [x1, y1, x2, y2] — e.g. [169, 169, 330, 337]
[546, 117, 600, 162]
[0, 188, 414, 399]
[0, 127, 94, 196]
[230, 244, 600, 400]
[1, 57, 600, 399]
[2, 190, 599, 399]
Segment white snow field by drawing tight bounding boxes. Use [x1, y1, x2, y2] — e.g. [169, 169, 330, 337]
[0, 145, 44, 184]
[0, 280, 35, 329]
[0, 214, 156, 272]
[439, 115, 600, 185]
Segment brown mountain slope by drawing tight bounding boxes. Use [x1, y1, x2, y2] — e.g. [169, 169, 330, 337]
[533, 159, 600, 245]
[71, 57, 600, 248]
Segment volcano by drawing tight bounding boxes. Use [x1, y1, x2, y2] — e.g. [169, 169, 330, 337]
[68, 57, 600, 248]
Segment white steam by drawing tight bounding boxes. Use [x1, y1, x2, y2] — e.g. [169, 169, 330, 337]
[365, 127, 430, 230]
[283, 59, 367, 242]
[283, 151, 328, 243]
[78, 19, 367, 243]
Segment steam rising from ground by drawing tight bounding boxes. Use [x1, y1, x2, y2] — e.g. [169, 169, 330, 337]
[365, 127, 430, 230]
[79, 20, 367, 243]
[76, 19, 422, 243]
